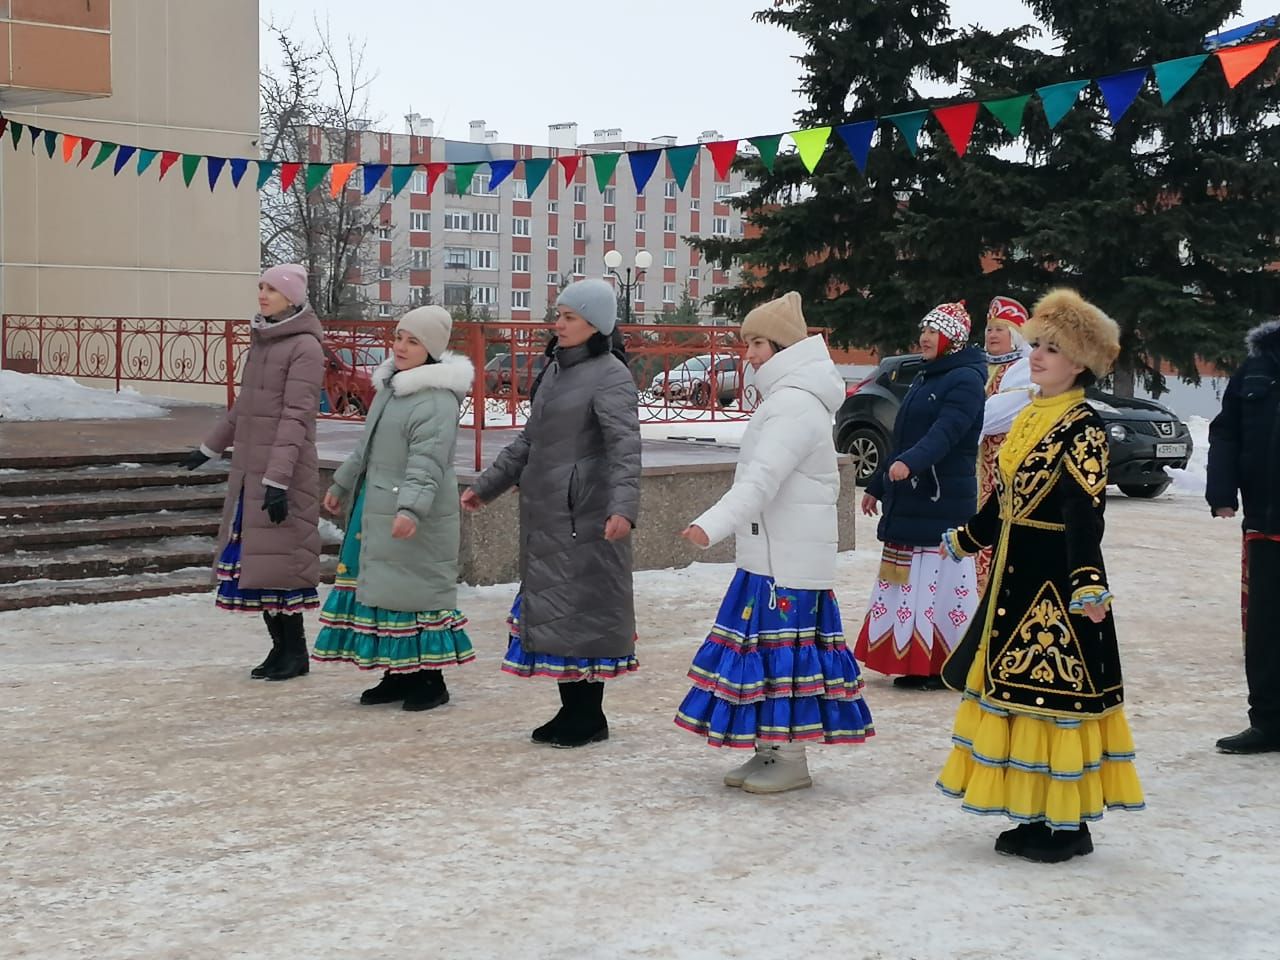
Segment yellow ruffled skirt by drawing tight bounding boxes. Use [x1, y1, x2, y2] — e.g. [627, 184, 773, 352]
[936, 641, 1145, 829]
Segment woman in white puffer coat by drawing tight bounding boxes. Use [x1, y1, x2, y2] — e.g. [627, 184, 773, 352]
[674, 292, 875, 794]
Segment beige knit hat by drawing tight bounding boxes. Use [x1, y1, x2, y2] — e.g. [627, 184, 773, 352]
[741, 291, 808, 348]
[396, 305, 452, 361]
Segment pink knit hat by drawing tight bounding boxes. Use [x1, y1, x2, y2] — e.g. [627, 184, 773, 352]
[259, 264, 308, 307]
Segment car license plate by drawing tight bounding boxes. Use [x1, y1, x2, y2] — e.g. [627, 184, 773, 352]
[1156, 442, 1187, 458]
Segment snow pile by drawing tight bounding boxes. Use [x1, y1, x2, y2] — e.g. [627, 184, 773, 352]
[1168, 415, 1210, 498]
[0, 370, 167, 421]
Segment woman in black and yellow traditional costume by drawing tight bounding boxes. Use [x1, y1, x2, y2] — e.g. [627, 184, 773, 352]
[935, 289, 1144, 863]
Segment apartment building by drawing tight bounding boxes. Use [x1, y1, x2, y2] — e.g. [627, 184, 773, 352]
[325, 119, 751, 322]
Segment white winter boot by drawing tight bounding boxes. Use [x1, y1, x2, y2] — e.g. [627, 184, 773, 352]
[723, 743, 768, 788]
[741, 743, 813, 794]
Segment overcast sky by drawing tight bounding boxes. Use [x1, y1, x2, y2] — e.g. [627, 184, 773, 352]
[259, 0, 1276, 146]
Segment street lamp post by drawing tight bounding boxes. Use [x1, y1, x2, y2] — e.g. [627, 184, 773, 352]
[604, 249, 653, 324]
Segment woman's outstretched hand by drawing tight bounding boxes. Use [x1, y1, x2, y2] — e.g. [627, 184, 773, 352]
[680, 524, 710, 548]
[604, 515, 632, 542]
[460, 489, 484, 513]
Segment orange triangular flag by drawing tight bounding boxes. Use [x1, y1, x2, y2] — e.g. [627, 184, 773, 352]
[1216, 39, 1279, 89]
[62, 135, 80, 163]
[329, 162, 358, 198]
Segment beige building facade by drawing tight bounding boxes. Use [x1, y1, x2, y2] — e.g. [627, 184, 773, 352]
[0, 0, 259, 340]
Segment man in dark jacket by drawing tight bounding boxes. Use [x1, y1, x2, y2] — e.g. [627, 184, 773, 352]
[1207, 318, 1280, 754]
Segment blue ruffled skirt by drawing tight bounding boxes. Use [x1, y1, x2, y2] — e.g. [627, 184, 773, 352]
[215, 492, 319, 614]
[674, 570, 874, 748]
[501, 594, 638, 681]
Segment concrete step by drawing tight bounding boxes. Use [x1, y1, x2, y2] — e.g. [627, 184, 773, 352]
[0, 536, 218, 584]
[0, 512, 224, 552]
[0, 464, 228, 497]
[0, 556, 340, 612]
[0, 483, 228, 524]
[0, 450, 190, 470]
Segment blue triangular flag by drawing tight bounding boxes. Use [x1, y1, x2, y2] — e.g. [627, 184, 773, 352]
[488, 159, 517, 190]
[207, 156, 227, 191]
[112, 145, 138, 175]
[628, 150, 663, 193]
[1097, 67, 1149, 125]
[362, 163, 388, 195]
[836, 120, 877, 173]
[229, 158, 250, 187]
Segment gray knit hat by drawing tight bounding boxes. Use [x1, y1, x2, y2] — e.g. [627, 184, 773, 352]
[556, 278, 617, 336]
[396, 305, 452, 361]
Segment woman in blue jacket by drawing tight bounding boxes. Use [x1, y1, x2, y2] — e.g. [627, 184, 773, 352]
[853, 302, 986, 689]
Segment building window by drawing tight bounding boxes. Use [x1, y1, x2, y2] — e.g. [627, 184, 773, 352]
[379, 189, 392, 205]
[663, 214, 677, 233]
[512, 179, 528, 199]
[377, 303, 392, 317]
[473, 285, 496, 306]
[443, 210, 469, 231]
[411, 249, 429, 269]
[687, 267, 699, 282]
[662, 284, 675, 303]
[473, 212, 499, 233]
[602, 223, 615, 242]
[572, 256, 586, 276]
[664, 180, 676, 199]
[690, 198, 700, 211]
[633, 284, 645, 303]
[377, 225, 391, 240]
[445, 248, 471, 269]
[411, 171, 428, 193]
[573, 221, 586, 240]
[547, 200, 559, 214]
[603, 186, 616, 206]
[512, 253, 530, 273]
[443, 284, 471, 306]
[471, 173, 492, 195]
[712, 217, 730, 236]
[663, 250, 676, 268]
[512, 290, 531, 310]
[715, 184, 731, 200]
[635, 213, 646, 232]
[379, 265, 392, 281]
[473, 249, 495, 271]
[410, 286, 428, 306]
[573, 185, 586, 204]
[547, 273, 559, 285]
[512, 217, 531, 237]
[410, 211, 431, 232]
[547, 236, 558, 249]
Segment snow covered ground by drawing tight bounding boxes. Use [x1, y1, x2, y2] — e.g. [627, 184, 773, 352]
[3, 497, 1276, 960]
[0, 371, 171, 422]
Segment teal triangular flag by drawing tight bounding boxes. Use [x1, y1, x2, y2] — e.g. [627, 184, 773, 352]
[256, 161, 278, 190]
[390, 164, 417, 196]
[137, 148, 159, 176]
[665, 144, 698, 189]
[1153, 55, 1208, 105]
[886, 110, 928, 156]
[1038, 80, 1090, 129]
[522, 157, 552, 195]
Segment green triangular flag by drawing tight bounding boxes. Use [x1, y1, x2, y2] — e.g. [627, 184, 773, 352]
[91, 141, 118, 169]
[305, 162, 331, 193]
[8, 121, 22, 149]
[749, 134, 782, 173]
[1153, 55, 1208, 105]
[453, 161, 480, 196]
[42, 129, 58, 158]
[665, 144, 698, 190]
[522, 157, 552, 195]
[136, 148, 158, 175]
[983, 94, 1032, 136]
[1037, 80, 1089, 129]
[591, 153, 621, 192]
[886, 111, 928, 156]
[256, 160, 278, 190]
[181, 154, 201, 186]
[790, 126, 832, 173]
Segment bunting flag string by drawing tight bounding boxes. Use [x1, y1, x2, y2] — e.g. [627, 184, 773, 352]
[0, 36, 1274, 199]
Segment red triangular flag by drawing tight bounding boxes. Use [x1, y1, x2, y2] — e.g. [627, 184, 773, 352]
[280, 162, 302, 191]
[706, 140, 740, 180]
[1216, 39, 1279, 89]
[557, 154, 581, 185]
[78, 138, 96, 164]
[424, 162, 449, 193]
[158, 150, 180, 180]
[933, 102, 981, 157]
[62, 135, 80, 163]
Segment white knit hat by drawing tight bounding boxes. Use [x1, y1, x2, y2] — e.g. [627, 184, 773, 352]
[396, 305, 452, 360]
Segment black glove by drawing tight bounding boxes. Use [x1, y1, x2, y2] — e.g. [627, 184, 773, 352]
[180, 449, 211, 471]
[262, 485, 289, 525]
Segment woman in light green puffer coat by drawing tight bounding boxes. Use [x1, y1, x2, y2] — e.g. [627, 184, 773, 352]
[313, 306, 476, 711]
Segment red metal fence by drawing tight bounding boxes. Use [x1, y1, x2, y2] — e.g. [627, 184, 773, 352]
[1, 314, 814, 469]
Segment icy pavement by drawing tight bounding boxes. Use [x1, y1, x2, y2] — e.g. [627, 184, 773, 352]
[3, 498, 1276, 960]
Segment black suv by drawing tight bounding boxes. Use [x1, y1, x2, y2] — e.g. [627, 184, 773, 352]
[834, 354, 1193, 498]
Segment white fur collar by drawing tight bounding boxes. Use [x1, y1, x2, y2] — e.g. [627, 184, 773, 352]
[373, 353, 475, 398]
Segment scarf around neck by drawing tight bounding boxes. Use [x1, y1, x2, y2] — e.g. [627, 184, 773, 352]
[998, 388, 1085, 482]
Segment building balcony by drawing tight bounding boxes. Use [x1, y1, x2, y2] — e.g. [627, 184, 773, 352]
[0, 1, 112, 107]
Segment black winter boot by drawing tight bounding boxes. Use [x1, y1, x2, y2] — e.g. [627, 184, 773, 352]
[1017, 823, 1093, 863]
[360, 670, 408, 705]
[551, 680, 608, 748]
[994, 821, 1046, 856]
[250, 611, 284, 679]
[402, 670, 450, 711]
[264, 614, 310, 682]
[531, 682, 573, 743]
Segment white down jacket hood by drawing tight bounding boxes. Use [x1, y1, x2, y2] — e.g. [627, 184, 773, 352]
[692, 334, 846, 589]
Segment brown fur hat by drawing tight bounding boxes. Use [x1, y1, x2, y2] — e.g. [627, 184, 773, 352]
[1024, 289, 1121, 377]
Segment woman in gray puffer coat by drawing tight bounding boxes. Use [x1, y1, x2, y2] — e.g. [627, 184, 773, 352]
[313, 306, 476, 712]
[462, 278, 642, 748]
